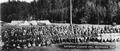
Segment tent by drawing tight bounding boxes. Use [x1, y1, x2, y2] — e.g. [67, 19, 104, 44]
[0, 21, 2, 25]
[37, 20, 51, 25]
[0, 21, 7, 26]
[11, 20, 24, 25]
[19, 21, 30, 25]
[0, 21, 2, 22]
[28, 20, 37, 25]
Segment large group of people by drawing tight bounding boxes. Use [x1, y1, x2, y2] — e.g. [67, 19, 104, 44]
[1, 27, 51, 50]
[1, 25, 120, 50]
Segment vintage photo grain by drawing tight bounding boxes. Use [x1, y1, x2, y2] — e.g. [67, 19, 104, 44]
[0, 0, 120, 51]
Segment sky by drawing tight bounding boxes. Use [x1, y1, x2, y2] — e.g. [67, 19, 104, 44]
[0, 0, 34, 3]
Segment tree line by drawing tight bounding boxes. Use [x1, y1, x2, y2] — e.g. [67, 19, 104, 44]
[1, 0, 120, 24]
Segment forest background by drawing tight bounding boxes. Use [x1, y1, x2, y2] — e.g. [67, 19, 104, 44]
[1, 0, 120, 24]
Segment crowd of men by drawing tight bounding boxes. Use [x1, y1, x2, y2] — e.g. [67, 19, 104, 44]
[1, 25, 120, 50]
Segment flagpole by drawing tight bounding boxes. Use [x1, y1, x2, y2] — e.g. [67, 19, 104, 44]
[70, 0, 72, 25]
[70, 0, 74, 38]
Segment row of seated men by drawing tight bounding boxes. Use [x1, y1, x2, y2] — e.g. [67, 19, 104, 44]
[52, 37, 120, 44]
[2, 37, 120, 50]
[2, 39, 50, 50]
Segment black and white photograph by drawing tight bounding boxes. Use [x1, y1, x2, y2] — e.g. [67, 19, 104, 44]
[0, 0, 120, 51]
